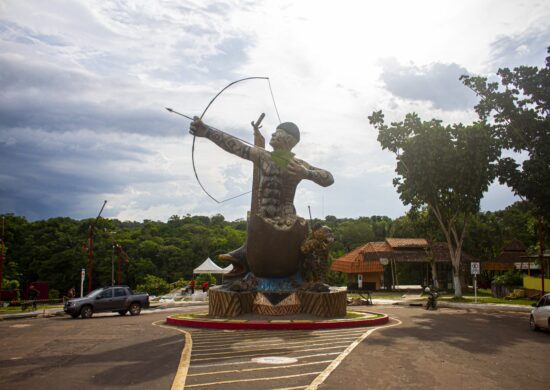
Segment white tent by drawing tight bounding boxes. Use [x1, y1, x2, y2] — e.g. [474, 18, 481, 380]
[193, 257, 233, 274]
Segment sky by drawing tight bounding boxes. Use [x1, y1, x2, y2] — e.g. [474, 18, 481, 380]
[1, 0, 549, 222]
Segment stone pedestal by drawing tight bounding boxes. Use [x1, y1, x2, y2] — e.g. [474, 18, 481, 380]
[208, 287, 347, 318]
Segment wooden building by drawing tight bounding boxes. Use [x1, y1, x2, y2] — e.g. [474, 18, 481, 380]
[331, 238, 475, 290]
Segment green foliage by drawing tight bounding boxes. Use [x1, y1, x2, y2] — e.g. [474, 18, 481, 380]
[48, 289, 60, 299]
[369, 111, 499, 297]
[461, 47, 550, 221]
[136, 274, 171, 296]
[195, 273, 216, 286]
[492, 270, 523, 287]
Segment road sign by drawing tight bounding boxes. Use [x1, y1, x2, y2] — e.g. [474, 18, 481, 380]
[471, 262, 480, 275]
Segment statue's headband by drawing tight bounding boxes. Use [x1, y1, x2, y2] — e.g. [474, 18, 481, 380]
[277, 122, 300, 142]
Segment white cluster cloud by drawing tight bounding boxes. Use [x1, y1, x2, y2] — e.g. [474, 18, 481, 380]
[1, 0, 549, 221]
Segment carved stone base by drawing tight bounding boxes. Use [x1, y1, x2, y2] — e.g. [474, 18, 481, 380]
[208, 287, 346, 318]
[209, 288, 254, 317]
[298, 290, 347, 317]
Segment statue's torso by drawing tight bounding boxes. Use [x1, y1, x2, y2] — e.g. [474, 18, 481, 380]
[256, 154, 301, 225]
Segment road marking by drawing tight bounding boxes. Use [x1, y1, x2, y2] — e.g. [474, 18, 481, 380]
[187, 360, 333, 377]
[152, 320, 192, 390]
[191, 352, 341, 369]
[190, 328, 366, 342]
[305, 318, 403, 390]
[191, 345, 348, 362]
[185, 371, 322, 388]
[192, 339, 355, 356]
[192, 333, 362, 350]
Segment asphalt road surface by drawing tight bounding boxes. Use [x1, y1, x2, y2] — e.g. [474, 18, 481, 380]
[0, 305, 548, 389]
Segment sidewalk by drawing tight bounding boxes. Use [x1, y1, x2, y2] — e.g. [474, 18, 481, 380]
[1, 296, 533, 321]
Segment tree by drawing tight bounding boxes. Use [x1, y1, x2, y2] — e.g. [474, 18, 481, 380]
[369, 112, 498, 296]
[461, 47, 550, 293]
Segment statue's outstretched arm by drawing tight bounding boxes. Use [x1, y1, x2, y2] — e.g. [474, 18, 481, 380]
[289, 159, 334, 187]
[190, 117, 259, 162]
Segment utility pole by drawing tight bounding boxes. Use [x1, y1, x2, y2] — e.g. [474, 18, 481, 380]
[88, 200, 107, 293]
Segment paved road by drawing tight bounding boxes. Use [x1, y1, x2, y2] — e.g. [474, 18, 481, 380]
[321, 306, 550, 390]
[0, 307, 203, 390]
[0, 305, 549, 389]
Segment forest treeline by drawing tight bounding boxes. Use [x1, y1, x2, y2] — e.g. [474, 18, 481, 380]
[0, 201, 543, 296]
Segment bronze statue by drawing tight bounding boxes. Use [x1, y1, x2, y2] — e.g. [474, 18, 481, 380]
[190, 116, 334, 283]
[300, 224, 334, 290]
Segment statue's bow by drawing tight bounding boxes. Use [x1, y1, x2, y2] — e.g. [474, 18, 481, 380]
[170, 76, 281, 204]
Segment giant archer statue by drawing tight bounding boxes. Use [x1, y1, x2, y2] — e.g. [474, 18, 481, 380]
[190, 115, 334, 288]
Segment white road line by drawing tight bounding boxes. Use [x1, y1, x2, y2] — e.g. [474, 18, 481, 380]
[187, 360, 333, 377]
[305, 318, 403, 390]
[190, 328, 367, 342]
[192, 339, 355, 356]
[191, 345, 348, 362]
[192, 333, 364, 349]
[190, 352, 341, 369]
[185, 371, 322, 388]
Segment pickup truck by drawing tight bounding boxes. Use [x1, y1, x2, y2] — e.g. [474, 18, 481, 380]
[64, 286, 149, 319]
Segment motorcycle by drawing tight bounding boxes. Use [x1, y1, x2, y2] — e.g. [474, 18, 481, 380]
[425, 287, 438, 310]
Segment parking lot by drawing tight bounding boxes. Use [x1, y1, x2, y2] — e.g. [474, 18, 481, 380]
[0, 305, 548, 389]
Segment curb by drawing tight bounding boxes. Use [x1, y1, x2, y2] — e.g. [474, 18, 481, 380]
[393, 301, 532, 313]
[165, 312, 389, 330]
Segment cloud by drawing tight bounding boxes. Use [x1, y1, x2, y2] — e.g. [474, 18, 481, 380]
[489, 26, 550, 70]
[379, 59, 478, 111]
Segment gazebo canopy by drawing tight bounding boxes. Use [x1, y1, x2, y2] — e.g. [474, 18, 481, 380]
[193, 257, 233, 274]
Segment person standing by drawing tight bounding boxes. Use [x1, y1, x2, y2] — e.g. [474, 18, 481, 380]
[189, 279, 195, 295]
[29, 284, 40, 310]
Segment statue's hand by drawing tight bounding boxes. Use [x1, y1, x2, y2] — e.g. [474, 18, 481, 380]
[189, 117, 208, 137]
[287, 158, 308, 178]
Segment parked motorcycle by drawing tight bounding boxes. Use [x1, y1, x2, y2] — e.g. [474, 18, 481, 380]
[424, 287, 438, 310]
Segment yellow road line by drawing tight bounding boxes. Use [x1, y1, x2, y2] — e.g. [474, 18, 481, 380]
[270, 387, 307, 390]
[152, 320, 193, 390]
[192, 339, 354, 356]
[305, 318, 403, 390]
[185, 371, 322, 388]
[187, 360, 333, 377]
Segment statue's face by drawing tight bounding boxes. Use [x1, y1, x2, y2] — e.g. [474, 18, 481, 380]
[270, 128, 296, 150]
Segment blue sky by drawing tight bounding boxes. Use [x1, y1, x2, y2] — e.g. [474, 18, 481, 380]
[1, 0, 549, 222]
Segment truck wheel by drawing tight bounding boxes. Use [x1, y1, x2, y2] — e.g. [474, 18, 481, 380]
[118, 310, 128, 316]
[129, 303, 141, 316]
[80, 305, 93, 319]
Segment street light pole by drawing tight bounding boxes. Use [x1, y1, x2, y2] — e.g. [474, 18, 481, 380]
[87, 200, 107, 293]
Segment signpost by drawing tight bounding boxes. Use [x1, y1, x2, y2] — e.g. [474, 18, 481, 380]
[471, 262, 480, 303]
[80, 268, 85, 298]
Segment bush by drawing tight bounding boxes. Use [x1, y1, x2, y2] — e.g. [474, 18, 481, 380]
[48, 289, 60, 299]
[493, 270, 523, 287]
[195, 273, 216, 286]
[136, 274, 171, 296]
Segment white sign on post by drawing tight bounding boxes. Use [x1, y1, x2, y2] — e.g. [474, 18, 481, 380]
[471, 262, 480, 303]
[80, 268, 86, 298]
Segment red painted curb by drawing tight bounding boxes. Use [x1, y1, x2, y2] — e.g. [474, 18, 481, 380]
[165, 314, 389, 330]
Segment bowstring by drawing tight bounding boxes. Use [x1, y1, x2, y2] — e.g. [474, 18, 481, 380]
[192, 77, 281, 203]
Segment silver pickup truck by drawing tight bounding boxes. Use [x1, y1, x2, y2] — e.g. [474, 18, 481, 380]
[64, 286, 149, 319]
